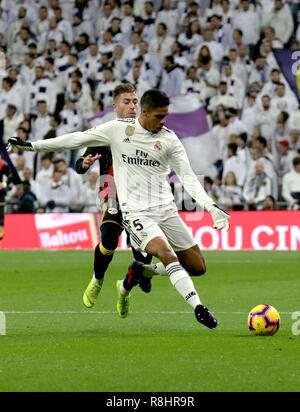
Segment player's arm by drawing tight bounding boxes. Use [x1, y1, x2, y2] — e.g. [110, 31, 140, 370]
[75, 147, 102, 174]
[169, 138, 230, 231]
[7, 122, 114, 153]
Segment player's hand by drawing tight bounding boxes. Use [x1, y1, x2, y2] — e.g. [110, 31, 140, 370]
[207, 204, 230, 231]
[82, 153, 101, 169]
[7, 137, 35, 152]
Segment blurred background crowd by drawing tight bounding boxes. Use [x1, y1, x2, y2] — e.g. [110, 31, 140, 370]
[0, 0, 300, 213]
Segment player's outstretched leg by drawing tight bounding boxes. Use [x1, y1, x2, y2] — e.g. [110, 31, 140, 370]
[194, 305, 218, 329]
[83, 219, 122, 308]
[116, 280, 131, 318]
[83, 242, 114, 308]
[83, 275, 103, 308]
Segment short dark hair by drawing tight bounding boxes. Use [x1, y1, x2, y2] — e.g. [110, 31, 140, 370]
[45, 57, 54, 65]
[239, 132, 248, 143]
[227, 143, 238, 154]
[293, 156, 300, 167]
[113, 83, 136, 101]
[256, 136, 267, 147]
[140, 89, 170, 110]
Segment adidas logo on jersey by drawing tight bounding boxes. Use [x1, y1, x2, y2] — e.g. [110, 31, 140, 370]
[122, 137, 131, 143]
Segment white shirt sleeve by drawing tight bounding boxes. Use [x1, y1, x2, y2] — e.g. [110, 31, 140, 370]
[168, 136, 214, 210]
[32, 121, 114, 152]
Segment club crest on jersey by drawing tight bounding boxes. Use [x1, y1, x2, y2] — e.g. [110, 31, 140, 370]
[139, 230, 148, 238]
[108, 207, 118, 215]
[154, 140, 162, 151]
[125, 125, 135, 136]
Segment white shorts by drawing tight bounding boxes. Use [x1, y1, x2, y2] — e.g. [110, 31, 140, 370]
[122, 203, 197, 252]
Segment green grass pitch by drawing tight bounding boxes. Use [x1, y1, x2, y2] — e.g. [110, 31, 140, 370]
[0, 250, 300, 392]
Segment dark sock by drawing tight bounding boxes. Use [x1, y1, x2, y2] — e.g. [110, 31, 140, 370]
[94, 243, 114, 280]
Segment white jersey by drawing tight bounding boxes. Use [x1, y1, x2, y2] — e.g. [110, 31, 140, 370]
[32, 118, 214, 213]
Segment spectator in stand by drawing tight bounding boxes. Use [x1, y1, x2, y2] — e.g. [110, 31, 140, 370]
[222, 143, 246, 187]
[282, 156, 300, 209]
[121, 1, 135, 37]
[125, 64, 151, 98]
[0, 77, 20, 120]
[217, 171, 243, 210]
[124, 31, 143, 62]
[33, 5, 49, 39]
[95, 2, 114, 36]
[243, 159, 273, 210]
[232, 0, 261, 58]
[262, 195, 277, 210]
[194, 25, 224, 64]
[180, 66, 202, 97]
[262, 26, 283, 49]
[177, 20, 202, 58]
[67, 79, 93, 119]
[241, 93, 258, 136]
[1, 104, 23, 144]
[149, 22, 174, 63]
[221, 60, 245, 109]
[26, 65, 56, 116]
[254, 95, 277, 141]
[210, 13, 232, 52]
[95, 67, 118, 109]
[275, 139, 297, 182]
[208, 81, 239, 113]
[53, 158, 83, 212]
[156, 0, 180, 39]
[35, 155, 54, 186]
[273, 111, 290, 144]
[16, 180, 37, 213]
[196, 45, 220, 105]
[72, 11, 95, 44]
[272, 83, 298, 114]
[236, 132, 251, 171]
[262, 0, 294, 46]
[39, 170, 73, 213]
[160, 55, 186, 97]
[31, 100, 51, 142]
[259, 68, 284, 99]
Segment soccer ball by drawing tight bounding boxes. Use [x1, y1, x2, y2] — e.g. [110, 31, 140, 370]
[248, 304, 280, 336]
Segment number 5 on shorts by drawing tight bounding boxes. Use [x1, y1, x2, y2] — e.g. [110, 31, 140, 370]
[133, 219, 144, 231]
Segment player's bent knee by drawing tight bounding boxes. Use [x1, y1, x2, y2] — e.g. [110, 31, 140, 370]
[100, 222, 122, 251]
[190, 260, 206, 276]
[156, 250, 177, 265]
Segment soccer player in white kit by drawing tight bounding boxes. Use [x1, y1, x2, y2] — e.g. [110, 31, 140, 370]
[8, 89, 230, 329]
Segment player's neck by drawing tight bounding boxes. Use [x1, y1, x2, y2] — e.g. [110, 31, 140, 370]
[138, 117, 153, 133]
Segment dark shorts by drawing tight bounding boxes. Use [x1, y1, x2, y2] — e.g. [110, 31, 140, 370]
[101, 207, 123, 228]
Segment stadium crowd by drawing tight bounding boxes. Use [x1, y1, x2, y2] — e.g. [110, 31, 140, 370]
[1, 0, 300, 213]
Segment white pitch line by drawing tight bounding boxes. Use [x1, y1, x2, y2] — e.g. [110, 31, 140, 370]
[3, 311, 295, 315]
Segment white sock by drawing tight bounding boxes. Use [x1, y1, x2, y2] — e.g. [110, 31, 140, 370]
[143, 262, 168, 278]
[166, 262, 201, 309]
[92, 274, 103, 284]
[119, 281, 130, 296]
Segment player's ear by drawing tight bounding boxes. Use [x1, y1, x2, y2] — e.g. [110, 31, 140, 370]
[141, 107, 148, 116]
